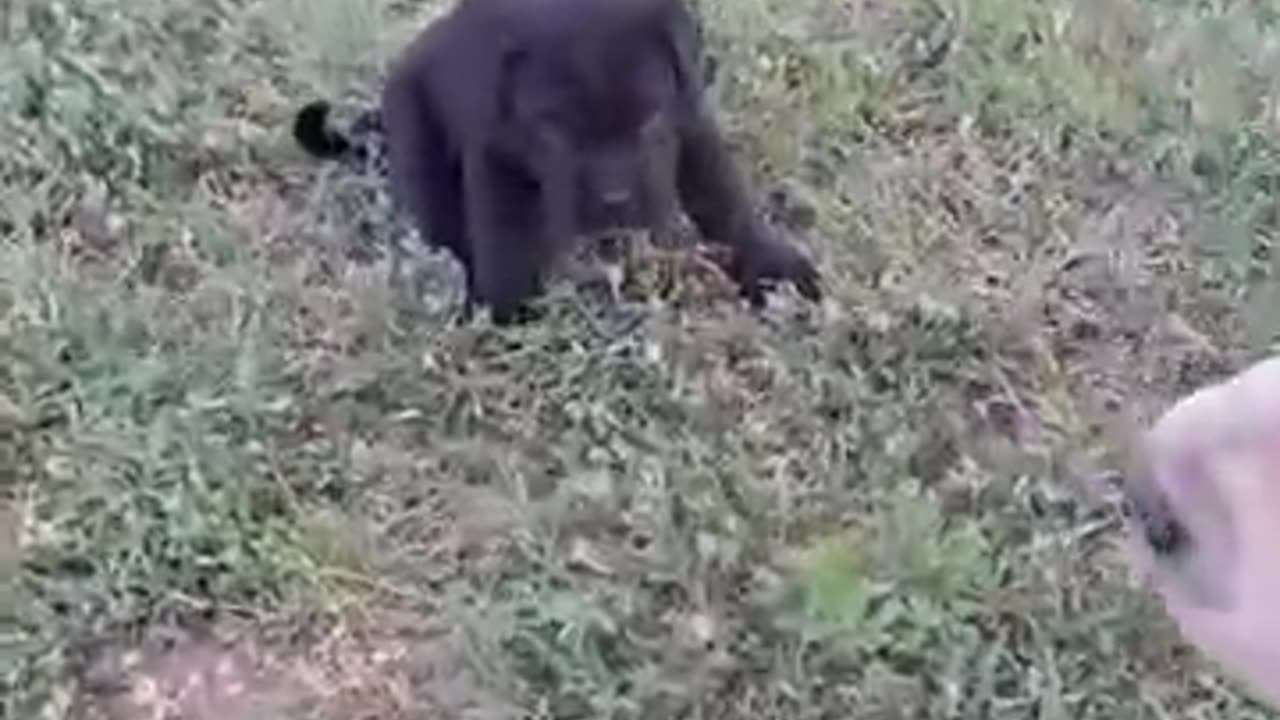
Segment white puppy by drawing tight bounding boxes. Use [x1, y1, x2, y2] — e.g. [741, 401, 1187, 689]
[1119, 355, 1280, 707]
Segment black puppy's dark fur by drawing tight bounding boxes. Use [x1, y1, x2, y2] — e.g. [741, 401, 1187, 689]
[294, 100, 386, 174]
[294, 0, 821, 324]
[294, 102, 351, 158]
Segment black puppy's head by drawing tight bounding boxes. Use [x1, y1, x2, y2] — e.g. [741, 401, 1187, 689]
[495, 0, 691, 240]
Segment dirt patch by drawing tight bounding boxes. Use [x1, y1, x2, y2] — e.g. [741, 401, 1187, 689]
[71, 612, 515, 720]
[0, 496, 19, 564]
[0, 496, 20, 615]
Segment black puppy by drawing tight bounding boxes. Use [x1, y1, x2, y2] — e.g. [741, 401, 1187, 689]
[294, 0, 821, 324]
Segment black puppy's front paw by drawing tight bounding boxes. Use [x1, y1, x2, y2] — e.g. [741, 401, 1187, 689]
[725, 226, 823, 308]
[475, 263, 545, 327]
[489, 302, 545, 327]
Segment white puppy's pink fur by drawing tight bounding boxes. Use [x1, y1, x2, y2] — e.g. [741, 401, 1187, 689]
[1125, 356, 1280, 707]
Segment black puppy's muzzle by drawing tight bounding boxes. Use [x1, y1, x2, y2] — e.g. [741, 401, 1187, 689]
[577, 191, 647, 235]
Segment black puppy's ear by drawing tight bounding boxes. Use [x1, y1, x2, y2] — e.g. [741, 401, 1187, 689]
[645, 0, 705, 97]
[494, 41, 532, 124]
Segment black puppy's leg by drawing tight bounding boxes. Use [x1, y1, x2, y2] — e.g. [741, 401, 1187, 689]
[533, 133, 591, 290]
[381, 68, 473, 312]
[462, 148, 505, 317]
[463, 150, 547, 325]
[674, 110, 821, 305]
[640, 115, 682, 250]
[538, 138, 576, 263]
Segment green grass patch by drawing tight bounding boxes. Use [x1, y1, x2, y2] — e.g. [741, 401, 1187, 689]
[5, 0, 1280, 717]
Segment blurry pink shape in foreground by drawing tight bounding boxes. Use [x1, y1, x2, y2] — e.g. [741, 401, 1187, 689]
[1122, 355, 1280, 707]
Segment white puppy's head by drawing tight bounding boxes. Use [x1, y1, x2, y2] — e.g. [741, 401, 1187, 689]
[1118, 356, 1280, 707]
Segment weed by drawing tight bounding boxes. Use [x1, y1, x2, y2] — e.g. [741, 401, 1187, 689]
[4, 0, 1280, 717]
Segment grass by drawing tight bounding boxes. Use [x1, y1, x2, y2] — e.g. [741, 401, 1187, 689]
[4, 0, 1280, 717]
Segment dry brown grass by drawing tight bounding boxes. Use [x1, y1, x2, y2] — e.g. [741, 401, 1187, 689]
[5, 0, 1280, 717]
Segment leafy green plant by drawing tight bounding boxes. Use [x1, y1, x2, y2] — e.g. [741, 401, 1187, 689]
[775, 486, 996, 669]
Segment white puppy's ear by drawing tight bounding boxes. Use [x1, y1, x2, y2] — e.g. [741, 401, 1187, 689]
[1119, 356, 1280, 708]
